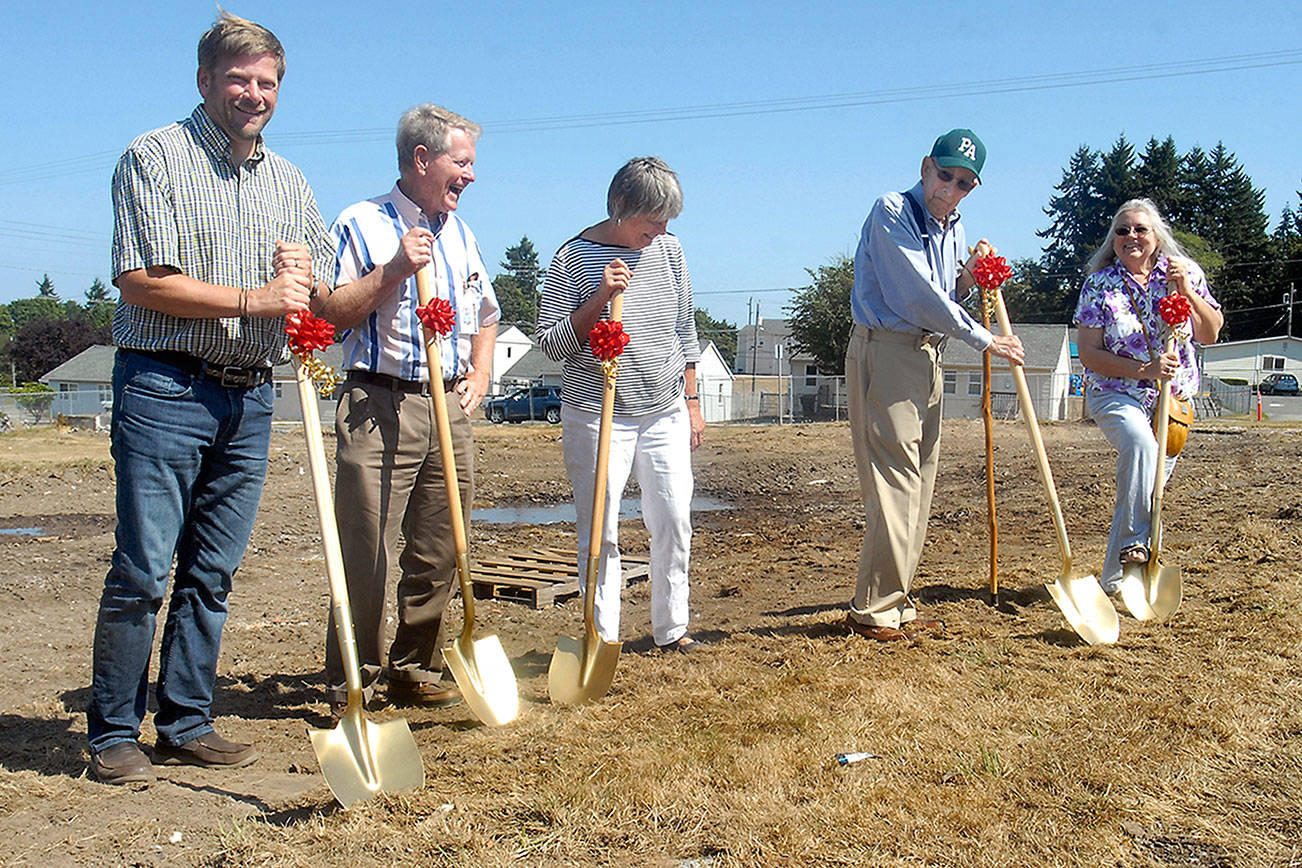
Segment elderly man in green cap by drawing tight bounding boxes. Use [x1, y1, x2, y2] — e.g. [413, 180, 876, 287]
[843, 129, 1025, 642]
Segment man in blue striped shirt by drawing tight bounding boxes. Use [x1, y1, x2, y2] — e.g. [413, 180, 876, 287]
[844, 129, 1024, 643]
[317, 104, 499, 715]
[88, 12, 331, 785]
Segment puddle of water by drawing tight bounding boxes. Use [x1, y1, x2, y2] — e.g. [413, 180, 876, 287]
[0, 527, 44, 536]
[473, 496, 731, 526]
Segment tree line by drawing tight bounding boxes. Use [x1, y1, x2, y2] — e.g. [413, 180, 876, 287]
[788, 135, 1302, 373]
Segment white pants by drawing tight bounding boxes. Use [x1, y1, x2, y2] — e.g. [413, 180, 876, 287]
[562, 402, 694, 644]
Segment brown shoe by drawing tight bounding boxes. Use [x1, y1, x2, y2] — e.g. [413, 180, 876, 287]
[901, 618, 945, 638]
[388, 680, 462, 708]
[89, 741, 155, 785]
[845, 617, 909, 642]
[154, 731, 259, 769]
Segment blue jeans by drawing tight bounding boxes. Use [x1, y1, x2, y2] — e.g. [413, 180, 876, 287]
[88, 350, 272, 754]
[1086, 387, 1176, 591]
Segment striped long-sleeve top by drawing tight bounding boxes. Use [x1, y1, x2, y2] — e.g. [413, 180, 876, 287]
[536, 232, 700, 416]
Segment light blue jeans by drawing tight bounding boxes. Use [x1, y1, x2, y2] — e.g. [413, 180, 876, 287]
[88, 350, 272, 754]
[1085, 387, 1176, 591]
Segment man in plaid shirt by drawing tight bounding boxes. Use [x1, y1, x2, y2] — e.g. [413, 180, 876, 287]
[87, 11, 331, 785]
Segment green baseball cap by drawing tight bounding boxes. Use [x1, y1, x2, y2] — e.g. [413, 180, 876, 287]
[930, 129, 986, 182]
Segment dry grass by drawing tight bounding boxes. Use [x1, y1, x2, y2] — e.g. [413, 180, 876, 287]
[1, 421, 1300, 866]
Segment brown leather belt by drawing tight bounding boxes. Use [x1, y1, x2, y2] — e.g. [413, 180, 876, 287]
[130, 349, 270, 389]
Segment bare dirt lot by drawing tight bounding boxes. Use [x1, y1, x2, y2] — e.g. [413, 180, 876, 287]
[0, 417, 1299, 866]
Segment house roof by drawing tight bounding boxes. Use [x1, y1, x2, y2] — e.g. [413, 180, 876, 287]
[41, 344, 117, 383]
[943, 323, 1067, 371]
[498, 347, 564, 381]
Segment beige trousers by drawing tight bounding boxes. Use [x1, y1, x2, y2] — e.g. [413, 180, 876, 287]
[325, 378, 473, 702]
[845, 324, 944, 628]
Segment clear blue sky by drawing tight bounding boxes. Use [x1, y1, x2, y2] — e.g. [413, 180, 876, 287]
[1, 0, 1299, 328]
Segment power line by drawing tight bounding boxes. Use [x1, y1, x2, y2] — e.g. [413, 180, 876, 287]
[3, 50, 1299, 184]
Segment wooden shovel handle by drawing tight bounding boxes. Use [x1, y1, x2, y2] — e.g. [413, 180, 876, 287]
[992, 288, 1073, 571]
[414, 267, 476, 642]
[295, 362, 365, 701]
[583, 291, 624, 645]
[1148, 335, 1174, 557]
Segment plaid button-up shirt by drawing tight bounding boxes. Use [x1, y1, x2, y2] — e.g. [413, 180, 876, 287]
[111, 105, 332, 367]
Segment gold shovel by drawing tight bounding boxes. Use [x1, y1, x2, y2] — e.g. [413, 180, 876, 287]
[298, 357, 424, 808]
[548, 291, 624, 705]
[992, 289, 1119, 645]
[414, 267, 520, 727]
[1118, 335, 1183, 622]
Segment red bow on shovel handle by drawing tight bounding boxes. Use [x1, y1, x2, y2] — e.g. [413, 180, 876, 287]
[417, 298, 455, 337]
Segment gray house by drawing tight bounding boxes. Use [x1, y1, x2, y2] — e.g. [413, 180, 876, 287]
[941, 323, 1073, 421]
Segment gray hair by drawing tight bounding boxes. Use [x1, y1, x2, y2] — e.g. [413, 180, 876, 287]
[606, 157, 683, 222]
[198, 10, 285, 81]
[396, 104, 482, 172]
[1086, 197, 1188, 275]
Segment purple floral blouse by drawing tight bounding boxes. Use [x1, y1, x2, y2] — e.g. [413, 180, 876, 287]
[1072, 256, 1219, 409]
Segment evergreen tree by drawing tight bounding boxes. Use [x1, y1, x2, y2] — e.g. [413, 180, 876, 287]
[1136, 137, 1184, 214]
[36, 274, 58, 299]
[85, 278, 111, 304]
[495, 237, 545, 326]
[1038, 145, 1102, 276]
[84, 278, 115, 330]
[1094, 135, 1140, 219]
[694, 308, 737, 368]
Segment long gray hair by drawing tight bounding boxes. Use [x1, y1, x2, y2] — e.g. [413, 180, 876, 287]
[1086, 198, 1188, 275]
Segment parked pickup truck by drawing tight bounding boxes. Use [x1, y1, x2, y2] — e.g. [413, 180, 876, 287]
[483, 386, 563, 424]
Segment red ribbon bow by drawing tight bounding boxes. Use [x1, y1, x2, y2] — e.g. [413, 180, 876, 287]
[284, 310, 336, 356]
[589, 320, 630, 361]
[971, 255, 1013, 291]
[417, 298, 455, 337]
[1158, 293, 1191, 326]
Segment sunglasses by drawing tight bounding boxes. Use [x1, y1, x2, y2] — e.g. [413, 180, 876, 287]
[1114, 224, 1152, 237]
[932, 162, 977, 193]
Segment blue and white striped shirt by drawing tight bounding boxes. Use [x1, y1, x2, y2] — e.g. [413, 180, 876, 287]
[330, 184, 499, 380]
[536, 232, 700, 416]
[851, 181, 993, 352]
[110, 105, 333, 367]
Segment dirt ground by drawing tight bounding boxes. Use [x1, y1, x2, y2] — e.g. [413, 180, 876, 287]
[0, 416, 1299, 866]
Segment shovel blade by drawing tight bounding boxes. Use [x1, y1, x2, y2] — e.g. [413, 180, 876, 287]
[1146, 562, 1182, 621]
[1118, 564, 1158, 621]
[1119, 562, 1182, 622]
[1046, 573, 1119, 645]
[443, 634, 520, 727]
[548, 633, 622, 705]
[308, 711, 424, 809]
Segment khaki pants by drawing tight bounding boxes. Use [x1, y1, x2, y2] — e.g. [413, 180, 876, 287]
[325, 379, 473, 702]
[845, 324, 943, 628]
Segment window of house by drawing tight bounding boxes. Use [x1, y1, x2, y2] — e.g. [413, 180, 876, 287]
[98, 384, 112, 405]
[274, 383, 284, 399]
[943, 371, 957, 394]
[1264, 356, 1285, 371]
[968, 373, 982, 396]
[59, 382, 79, 393]
[805, 365, 818, 387]
[506, 347, 513, 358]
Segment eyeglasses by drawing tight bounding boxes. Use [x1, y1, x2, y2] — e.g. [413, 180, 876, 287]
[933, 166, 977, 193]
[1114, 224, 1152, 237]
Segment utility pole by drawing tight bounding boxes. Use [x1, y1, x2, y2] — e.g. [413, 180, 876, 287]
[1288, 284, 1295, 338]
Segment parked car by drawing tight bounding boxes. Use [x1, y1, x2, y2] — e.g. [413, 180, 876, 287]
[1256, 373, 1299, 396]
[484, 386, 563, 424]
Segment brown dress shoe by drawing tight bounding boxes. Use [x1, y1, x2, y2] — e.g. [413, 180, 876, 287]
[845, 617, 909, 642]
[154, 731, 259, 769]
[901, 618, 945, 638]
[89, 741, 155, 785]
[388, 680, 462, 708]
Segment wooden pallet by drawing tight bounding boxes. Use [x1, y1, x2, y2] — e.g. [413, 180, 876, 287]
[470, 547, 650, 609]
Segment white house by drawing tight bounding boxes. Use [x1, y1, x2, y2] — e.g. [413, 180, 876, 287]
[694, 340, 734, 423]
[490, 325, 534, 395]
[41, 344, 117, 417]
[1200, 335, 1302, 385]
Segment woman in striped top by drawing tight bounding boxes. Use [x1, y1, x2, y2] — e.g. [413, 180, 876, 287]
[536, 157, 705, 653]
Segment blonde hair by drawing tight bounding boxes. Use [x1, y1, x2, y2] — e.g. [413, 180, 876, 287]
[1086, 198, 1188, 275]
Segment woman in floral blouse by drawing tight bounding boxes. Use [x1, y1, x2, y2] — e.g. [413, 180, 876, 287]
[1072, 198, 1223, 593]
